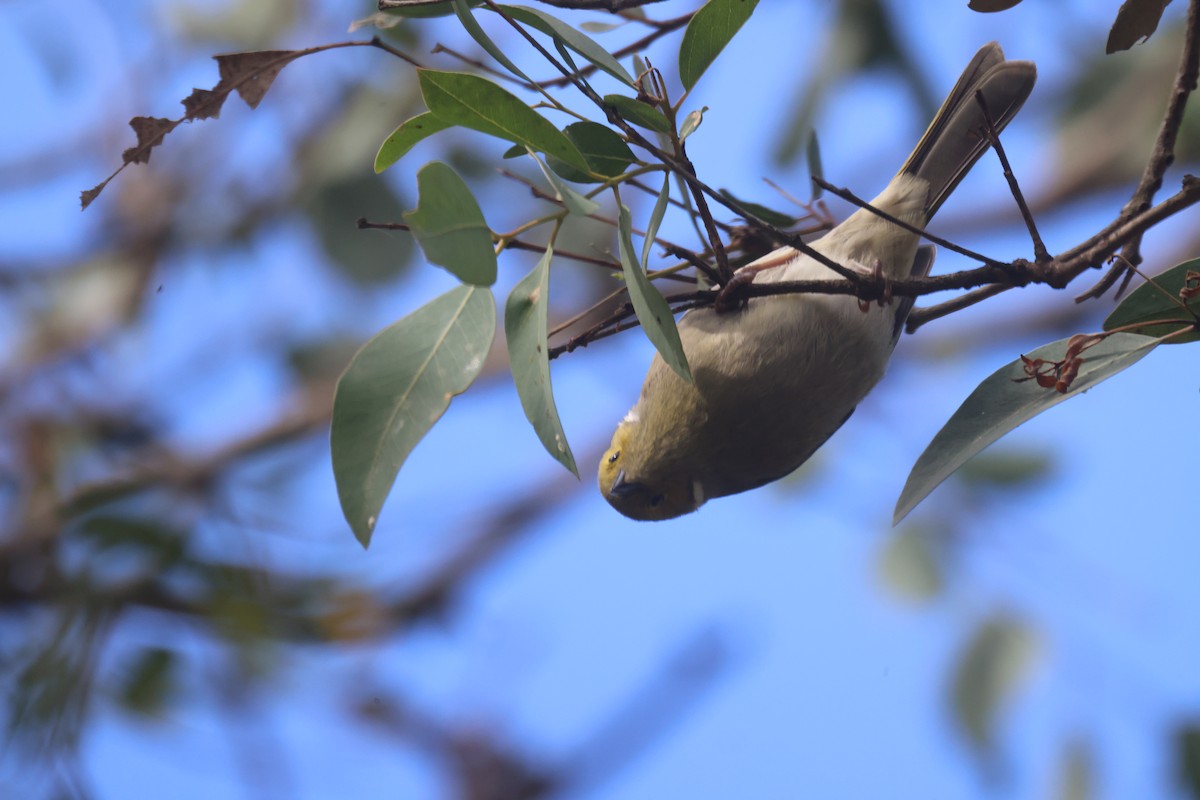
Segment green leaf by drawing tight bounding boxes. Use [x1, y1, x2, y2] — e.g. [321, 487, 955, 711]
[894, 333, 1158, 524]
[616, 202, 691, 382]
[527, 148, 600, 216]
[878, 527, 943, 602]
[1103, 257, 1200, 343]
[806, 130, 824, 199]
[403, 162, 497, 286]
[454, 0, 532, 83]
[951, 614, 1037, 757]
[603, 94, 670, 133]
[419, 69, 588, 170]
[1177, 724, 1200, 798]
[379, 1, 478, 18]
[546, 121, 636, 183]
[504, 243, 578, 476]
[332, 285, 496, 546]
[375, 113, 454, 173]
[717, 189, 797, 227]
[678, 0, 760, 91]
[497, 5, 636, 86]
[1107, 0, 1173, 53]
[118, 647, 177, 716]
[642, 173, 671, 269]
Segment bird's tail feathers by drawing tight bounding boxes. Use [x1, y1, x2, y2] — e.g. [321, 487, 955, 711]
[900, 42, 1037, 220]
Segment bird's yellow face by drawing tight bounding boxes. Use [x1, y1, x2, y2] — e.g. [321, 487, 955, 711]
[598, 421, 701, 521]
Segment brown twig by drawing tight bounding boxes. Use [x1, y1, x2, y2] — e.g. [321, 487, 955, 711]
[812, 177, 1009, 268]
[1077, 0, 1200, 301]
[973, 89, 1050, 263]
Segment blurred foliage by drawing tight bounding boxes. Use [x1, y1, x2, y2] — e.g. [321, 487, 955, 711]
[950, 613, 1039, 764]
[4, 0, 1199, 797]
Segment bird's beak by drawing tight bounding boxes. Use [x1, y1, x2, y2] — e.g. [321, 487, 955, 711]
[608, 470, 643, 498]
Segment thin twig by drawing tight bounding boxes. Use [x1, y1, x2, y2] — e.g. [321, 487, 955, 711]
[974, 89, 1050, 262]
[812, 177, 1009, 268]
[1077, 0, 1200, 301]
[905, 284, 1013, 333]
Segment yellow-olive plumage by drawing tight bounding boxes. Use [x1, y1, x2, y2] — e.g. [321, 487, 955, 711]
[599, 43, 1037, 521]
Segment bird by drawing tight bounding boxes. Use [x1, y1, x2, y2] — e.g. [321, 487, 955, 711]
[598, 42, 1037, 521]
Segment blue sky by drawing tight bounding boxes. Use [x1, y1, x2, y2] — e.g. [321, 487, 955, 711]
[3, 0, 1199, 798]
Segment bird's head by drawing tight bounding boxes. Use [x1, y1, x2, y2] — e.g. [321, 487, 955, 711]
[598, 418, 703, 521]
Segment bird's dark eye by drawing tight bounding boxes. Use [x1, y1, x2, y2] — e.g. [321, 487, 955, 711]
[608, 451, 620, 464]
[649, 494, 664, 508]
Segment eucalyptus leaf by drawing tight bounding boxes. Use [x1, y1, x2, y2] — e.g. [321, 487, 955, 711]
[497, 5, 636, 86]
[951, 615, 1037, 756]
[528, 148, 600, 216]
[332, 285, 496, 546]
[375, 113, 453, 173]
[642, 173, 671, 269]
[603, 94, 670, 133]
[616, 202, 691, 382]
[894, 333, 1158, 524]
[546, 121, 636, 183]
[419, 69, 588, 170]
[717, 189, 797, 227]
[403, 162, 497, 286]
[504, 243, 578, 476]
[678, 0, 760, 91]
[1103, 257, 1200, 343]
[1107, 0, 1173, 53]
[454, 0, 531, 83]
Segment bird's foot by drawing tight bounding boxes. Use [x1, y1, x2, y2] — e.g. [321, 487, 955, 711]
[855, 258, 892, 313]
[713, 249, 796, 314]
[714, 268, 756, 313]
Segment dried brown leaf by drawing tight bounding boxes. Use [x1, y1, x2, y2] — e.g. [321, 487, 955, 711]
[121, 117, 177, 165]
[181, 87, 225, 120]
[83, 45, 319, 209]
[215, 50, 301, 109]
[1107, 0, 1173, 53]
[80, 181, 109, 210]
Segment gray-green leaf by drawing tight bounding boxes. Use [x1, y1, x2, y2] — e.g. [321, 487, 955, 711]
[546, 121, 636, 183]
[1103, 256, 1200, 343]
[951, 614, 1038, 757]
[894, 332, 1158, 524]
[616, 202, 691, 382]
[375, 113, 453, 173]
[504, 243, 578, 476]
[603, 94, 670, 133]
[403, 162, 497, 286]
[332, 285, 496, 546]
[419, 69, 588, 170]
[528, 148, 600, 216]
[454, 0, 532, 83]
[497, 5, 636, 86]
[678, 0, 760, 91]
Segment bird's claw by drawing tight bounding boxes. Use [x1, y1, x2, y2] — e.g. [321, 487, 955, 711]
[856, 259, 892, 313]
[714, 268, 756, 314]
